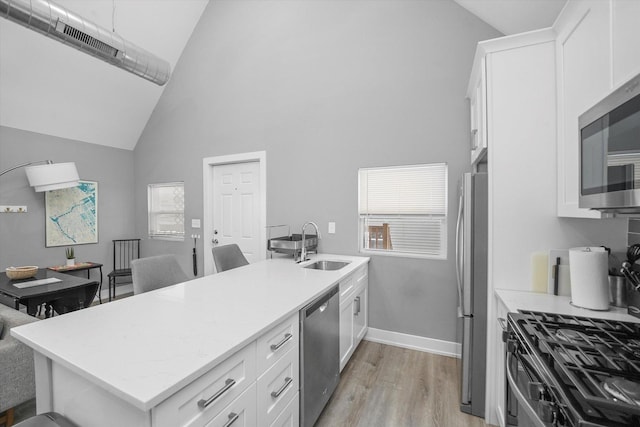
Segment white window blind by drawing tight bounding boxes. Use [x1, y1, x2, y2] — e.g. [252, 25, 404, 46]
[358, 163, 447, 259]
[148, 182, 185, 239]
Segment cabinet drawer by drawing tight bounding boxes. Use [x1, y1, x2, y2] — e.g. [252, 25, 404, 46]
[339, 274, 355, 304]
[256, 313, 299, 375]
[257, 347, 299, 426]
[354, 265, 368, 290]
[269, 392, 299, 427]
[204, 383, 257, 427]
[154, 342, 257, 427]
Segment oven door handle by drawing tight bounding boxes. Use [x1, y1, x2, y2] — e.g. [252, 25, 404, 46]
[505, 352, 548, 427]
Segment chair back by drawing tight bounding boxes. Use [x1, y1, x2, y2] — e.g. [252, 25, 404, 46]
[113, 239, 141, 273]
[131, 255, 189, 295]
[212, 244, 249, 273]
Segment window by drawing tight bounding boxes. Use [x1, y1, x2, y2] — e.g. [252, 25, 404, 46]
[148, 182, 185, 240]
[358, 163, 448, 259]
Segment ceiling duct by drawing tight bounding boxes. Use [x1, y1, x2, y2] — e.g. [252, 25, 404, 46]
[0, 0, 171, 86]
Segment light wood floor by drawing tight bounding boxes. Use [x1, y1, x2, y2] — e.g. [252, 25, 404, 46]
[316, 341, 494, 427]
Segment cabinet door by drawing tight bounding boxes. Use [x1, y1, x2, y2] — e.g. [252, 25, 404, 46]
[556, 0, 610, 218]
[612, 0, 640, 87]
[469, 59, 487, 165]
[353, 285, 368, 345]
[339, 298, 355, 372]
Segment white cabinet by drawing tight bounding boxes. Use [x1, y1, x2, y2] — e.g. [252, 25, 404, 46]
[339, 265, 368, 371]
[467, 28, 557, 427]
[153, 313, 299, 427]
[611, 0, 640, 88]
[468, 56, 487, 165]
[555, 0, 611, 218]
[353, 285, 368, 343]
[154, 342, 258, 427]
[555, 0, 640, 218]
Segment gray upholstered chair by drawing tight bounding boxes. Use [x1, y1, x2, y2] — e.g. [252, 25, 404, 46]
[211, 244, 249, 273]
[131, 255, 189, 295]
[0, 304, 38, 426]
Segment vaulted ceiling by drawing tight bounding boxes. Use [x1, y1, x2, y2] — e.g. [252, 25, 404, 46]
[0, 0, 566, 151]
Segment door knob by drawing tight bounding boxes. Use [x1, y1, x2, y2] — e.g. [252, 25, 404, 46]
[212, 239, 218, 244]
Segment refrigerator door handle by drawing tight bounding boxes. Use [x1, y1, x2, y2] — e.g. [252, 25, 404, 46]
[455, 183, 464, 318]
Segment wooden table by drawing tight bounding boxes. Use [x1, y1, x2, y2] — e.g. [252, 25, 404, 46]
[0, 269, 99, 317]
[48, 262, 103, 303]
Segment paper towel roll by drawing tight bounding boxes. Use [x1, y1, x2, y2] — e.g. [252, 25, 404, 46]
[569, 247, 609, 310]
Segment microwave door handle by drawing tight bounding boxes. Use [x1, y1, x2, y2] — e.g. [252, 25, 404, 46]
[455, 189, 464, 318]
[505, 353, 547, 427]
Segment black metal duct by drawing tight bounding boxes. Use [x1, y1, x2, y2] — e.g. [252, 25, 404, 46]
[0, 0, 171, 86]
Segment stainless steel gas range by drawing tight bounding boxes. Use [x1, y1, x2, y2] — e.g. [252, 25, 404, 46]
[504, 310, 640, 427]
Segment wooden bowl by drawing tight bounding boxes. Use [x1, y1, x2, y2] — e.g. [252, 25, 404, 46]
[6, 266, 38, 280]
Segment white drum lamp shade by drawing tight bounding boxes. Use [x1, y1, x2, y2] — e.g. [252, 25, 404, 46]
[24, 162, 80, 192]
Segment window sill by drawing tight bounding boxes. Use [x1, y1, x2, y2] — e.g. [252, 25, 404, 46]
[149, 235, 185, 242]
[358, 249, 446, 260]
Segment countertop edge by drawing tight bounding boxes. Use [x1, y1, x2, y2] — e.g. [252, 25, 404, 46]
[494, 288, 640, 323]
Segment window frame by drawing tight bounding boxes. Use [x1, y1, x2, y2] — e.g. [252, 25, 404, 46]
[147, 181, 185, 241]
[357, 163, 448, 260]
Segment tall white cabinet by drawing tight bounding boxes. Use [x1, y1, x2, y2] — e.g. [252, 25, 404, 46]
[556, 0, 640, 218]
[467, 30, 558, 426]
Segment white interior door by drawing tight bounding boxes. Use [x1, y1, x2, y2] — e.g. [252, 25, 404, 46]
[212, 161, 261, 263]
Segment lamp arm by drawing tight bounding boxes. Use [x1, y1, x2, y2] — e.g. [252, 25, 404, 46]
[0, 160, 53, 177]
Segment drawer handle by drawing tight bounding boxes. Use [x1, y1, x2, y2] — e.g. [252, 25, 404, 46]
[197, 378, 236, 409]
[270, 376, 293, 398]
[270, 333, 293, 352]
[223, 412, 239, 427]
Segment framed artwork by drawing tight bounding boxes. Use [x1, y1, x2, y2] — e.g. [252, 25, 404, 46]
[45, 180, 98, 247]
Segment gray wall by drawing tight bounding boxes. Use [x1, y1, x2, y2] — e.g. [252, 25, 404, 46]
[134, 0, 502, 342]
[0, 126, 135, 273]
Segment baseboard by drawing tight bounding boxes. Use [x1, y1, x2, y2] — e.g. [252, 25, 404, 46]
[364, 327, 461, 358]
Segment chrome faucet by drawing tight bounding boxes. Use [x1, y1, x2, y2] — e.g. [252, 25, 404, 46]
[298, 221, 320, 263]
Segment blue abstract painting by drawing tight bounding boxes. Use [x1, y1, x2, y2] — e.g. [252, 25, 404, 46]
[45, 180, 98, 247]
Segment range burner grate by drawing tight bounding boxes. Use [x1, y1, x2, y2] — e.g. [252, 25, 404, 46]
[513, 310, 640, 422]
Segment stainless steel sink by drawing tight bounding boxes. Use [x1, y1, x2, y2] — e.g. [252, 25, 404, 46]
[303, 260, 351, 271]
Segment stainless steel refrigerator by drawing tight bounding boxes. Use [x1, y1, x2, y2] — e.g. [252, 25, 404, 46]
[456, 172, 488, 417]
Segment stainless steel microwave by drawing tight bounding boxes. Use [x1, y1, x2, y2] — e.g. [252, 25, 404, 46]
[579, 72, 640, 214]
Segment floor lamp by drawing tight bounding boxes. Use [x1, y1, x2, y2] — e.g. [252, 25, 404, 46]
[0, 160, 79, 192]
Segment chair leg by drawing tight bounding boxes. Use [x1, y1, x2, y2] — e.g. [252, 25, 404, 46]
[0, 407, 15, 427]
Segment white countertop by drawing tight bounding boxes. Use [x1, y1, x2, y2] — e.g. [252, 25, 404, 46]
[495, 288, 640, 323]
[11, 253, 369, 411]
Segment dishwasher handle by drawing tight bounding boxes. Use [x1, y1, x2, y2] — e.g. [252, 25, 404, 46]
[303, 285, 339, 319]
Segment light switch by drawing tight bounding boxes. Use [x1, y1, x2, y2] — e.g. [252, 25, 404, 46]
[328, 222, 336, 234]
[191, 219, 201, 229]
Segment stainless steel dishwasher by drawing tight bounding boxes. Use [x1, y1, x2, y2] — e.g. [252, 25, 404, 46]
[300, 285, 340, 427]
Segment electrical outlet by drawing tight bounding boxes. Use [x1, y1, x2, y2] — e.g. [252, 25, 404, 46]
[328, 222, 336, 234]
[191, 219, 201, 229]
[0, 205, 27, 213]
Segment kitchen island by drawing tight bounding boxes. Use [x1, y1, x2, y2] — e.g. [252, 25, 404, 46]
[11, 254, 369, 427]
